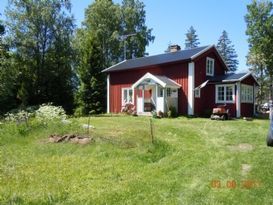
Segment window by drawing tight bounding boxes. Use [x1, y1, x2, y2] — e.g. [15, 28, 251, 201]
[194, 88, 201, 98]
[216, 84, 234, 103]
[158, 87, 163, 97]
[241, 84, 253, 103]
[167, 88, 171, 97]
[122, 88, 133, 105]
[206, 57, 214, 76]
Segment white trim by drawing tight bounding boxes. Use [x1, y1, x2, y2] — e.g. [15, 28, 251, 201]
[236, 82, 241, 118]
[131, 72, 181, 89]
[107, 74, 110, 113]
[121, 87, 134, 106]
[188, 62, 195, 115]
[254, 84, 257, 115]
[206, 57, 214, 76]
[102, 60, 126, 73]
[215, 84, 235, 104]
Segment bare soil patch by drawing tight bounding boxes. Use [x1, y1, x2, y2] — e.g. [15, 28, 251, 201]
[241, 164, 252, 175]
[228, 143, 253, 152]
[49, 134, 94, 145]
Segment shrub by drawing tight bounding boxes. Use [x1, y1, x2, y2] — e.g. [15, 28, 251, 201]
[35, 103, 67, 124]
[167, 106, 177, 118]
[121, 103, 136, 115]
[5, 110, 33, 125]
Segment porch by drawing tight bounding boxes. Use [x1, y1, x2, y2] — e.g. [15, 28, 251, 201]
[132, 73, 181, 115]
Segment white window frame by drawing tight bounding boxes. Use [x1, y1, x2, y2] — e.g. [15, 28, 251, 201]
[215, 84, 235, 104]
[206, 57, 215, 76]
[166, 88, 171, 97]
[194, 88, 201, 98]
[241, 84, 253, 103]
[121, 87, 134, 105]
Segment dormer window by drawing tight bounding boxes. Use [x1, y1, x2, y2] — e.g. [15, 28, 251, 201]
[206, 57, 214, 76]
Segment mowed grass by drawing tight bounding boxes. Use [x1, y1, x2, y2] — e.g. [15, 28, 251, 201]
[0, 116, 272, 204]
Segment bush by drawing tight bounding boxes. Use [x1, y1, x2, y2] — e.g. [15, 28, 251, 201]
[121, 103, 136, 115]
[167, 106, 177, 118]
[35, 103, 67, 124]
[5, 110, 33, 125]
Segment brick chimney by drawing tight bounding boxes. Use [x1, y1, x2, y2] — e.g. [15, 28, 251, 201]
[170, 44, 181, 52]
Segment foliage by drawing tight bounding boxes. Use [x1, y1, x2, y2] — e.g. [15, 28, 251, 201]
[245, 0, 273, 102]
[216, 30, 239, 72]
[0, 18, 18, 114]
[5, 110, 32, 125]
[5, 0, 76, 113]
[75, 0, 154, 115]
[121, 102, 136, 115]
[167, 106, 177, 118]
[35, 103, 67, 124]
[120, 0, 155, 59]
[0, 116, 271, 204]
[185, 26, 200, 49]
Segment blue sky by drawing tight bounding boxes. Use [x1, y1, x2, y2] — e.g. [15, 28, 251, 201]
[0, 0, 252, 72]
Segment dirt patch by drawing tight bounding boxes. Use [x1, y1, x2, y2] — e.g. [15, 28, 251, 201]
[228, 143, 253, 152]
[241, 164, 251, 175]
[49, 134, 94, 145]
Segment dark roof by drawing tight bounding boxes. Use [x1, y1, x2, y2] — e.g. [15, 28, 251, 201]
[103, 45, 212, 73]
[209, 73, 248, 82]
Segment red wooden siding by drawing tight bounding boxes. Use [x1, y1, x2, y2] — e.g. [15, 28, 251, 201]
[193, 49, 227, 116]
[109, 62, 189, 114]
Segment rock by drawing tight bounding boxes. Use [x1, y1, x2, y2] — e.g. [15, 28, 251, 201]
[82, 124, 94, 129]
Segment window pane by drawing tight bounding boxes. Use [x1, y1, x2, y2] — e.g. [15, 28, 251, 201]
[218, 86, 224, 101]
[128, 89, 133, 102]
[124, 89, 128, 102]
[226, 86, 233, 101]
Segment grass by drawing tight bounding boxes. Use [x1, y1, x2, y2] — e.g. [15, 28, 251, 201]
[0, 116, 272, 204]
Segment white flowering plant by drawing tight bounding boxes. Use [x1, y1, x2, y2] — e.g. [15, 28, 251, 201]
[35, 103, 67, 124]
[5, 110, 32, 125]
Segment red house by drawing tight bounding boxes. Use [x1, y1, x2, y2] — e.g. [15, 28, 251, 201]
[103, 45, 259, 117]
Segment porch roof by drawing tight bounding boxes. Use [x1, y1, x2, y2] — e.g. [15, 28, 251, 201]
[132, 72, 181, 89]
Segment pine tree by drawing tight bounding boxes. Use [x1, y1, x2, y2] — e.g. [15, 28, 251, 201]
[185, 26, 200, 49]
[216, 30, 239, 72]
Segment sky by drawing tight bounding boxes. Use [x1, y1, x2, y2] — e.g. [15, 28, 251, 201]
[0, 0, 252, 72]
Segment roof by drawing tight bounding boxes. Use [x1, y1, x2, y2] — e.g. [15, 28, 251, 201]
[208, 72, 259, 85]
[103, 45, 214, 73]
[131, 72, 181, 89]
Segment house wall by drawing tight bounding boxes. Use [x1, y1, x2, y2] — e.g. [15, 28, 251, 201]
[201, 84, 236, 117]
[109, 62, 189, 114]
[193, 49, 227, 116]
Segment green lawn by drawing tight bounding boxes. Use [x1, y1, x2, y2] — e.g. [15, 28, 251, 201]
[0, 116, 272, 204]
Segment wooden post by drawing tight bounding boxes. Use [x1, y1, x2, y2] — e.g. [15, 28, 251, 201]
[150, 118, 154, 143]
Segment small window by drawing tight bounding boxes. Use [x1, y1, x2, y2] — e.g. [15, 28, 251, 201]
[167, 88, 171, 97]
[122, 88, 133, 105]
[241, 84, 253, 103]
[216, 84, 234, 103]
[206, 57, 214, 76]
[194, 88, 201, 98]
[158, 87, 164, 97]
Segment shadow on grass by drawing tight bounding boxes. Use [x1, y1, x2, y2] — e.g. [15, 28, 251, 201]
[138, 140, 171, 163]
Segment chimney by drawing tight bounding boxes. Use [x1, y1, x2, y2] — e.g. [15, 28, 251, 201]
[169, 44, 181, 52]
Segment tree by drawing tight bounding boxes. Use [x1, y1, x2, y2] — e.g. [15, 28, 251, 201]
[5, 0, 76, 112]
[75, 0, 154, 114]
[185, 26, 200, 49]
[216, 30, 239, 72]
[121, 0, 154, 59]
[245, 0, 273, 102]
